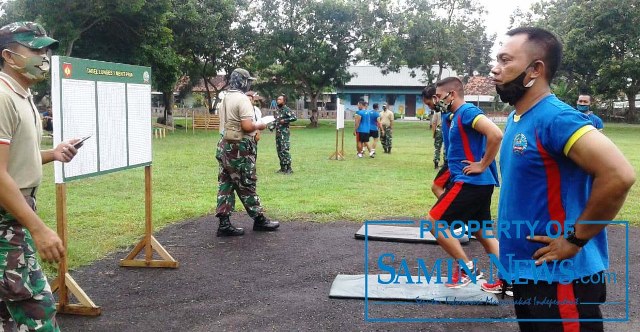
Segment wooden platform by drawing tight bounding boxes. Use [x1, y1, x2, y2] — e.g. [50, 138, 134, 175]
[192, 114, 220, 130]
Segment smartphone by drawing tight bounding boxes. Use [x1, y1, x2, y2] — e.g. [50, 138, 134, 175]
[73, 135, 92, 148]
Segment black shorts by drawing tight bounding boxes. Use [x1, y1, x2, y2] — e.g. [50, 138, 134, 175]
[433, 164, 451, 189]
[512, 273, 606, 332]
[429, 182, 493, 227]
[369, 130, 379, 139]
[357, 132, 370, 143]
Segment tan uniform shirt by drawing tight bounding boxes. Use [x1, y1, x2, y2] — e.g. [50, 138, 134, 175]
[431, 111, 442, 128]
[0, 72, 43, 190]
[380, 110, 394, 127]
[219, 90, 257, 138]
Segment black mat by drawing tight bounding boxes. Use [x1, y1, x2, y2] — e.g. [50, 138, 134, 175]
[354, 224, 470, 243]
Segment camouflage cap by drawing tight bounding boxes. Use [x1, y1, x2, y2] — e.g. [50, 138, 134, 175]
[232, 68, 256, 81]
[0, 22, 59, 50]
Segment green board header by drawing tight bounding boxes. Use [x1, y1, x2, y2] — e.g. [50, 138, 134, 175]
[57, 56, 151, 85]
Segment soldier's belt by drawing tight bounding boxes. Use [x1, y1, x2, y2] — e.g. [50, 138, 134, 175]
[20, 187, 37, 198]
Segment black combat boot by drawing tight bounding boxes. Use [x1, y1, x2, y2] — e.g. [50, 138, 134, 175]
[283, 166, 293, 174]
[434, 160, 439, 169]
[216, 216, 244, 237]
[253, 215, 280, 231]
[388, 147, 391, 154]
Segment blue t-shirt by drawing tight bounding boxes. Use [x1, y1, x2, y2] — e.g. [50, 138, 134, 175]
[446, 103, 498, 185]
[356, 110, 370, 133]
[368, 110, 380, 131]
[588, 113, 604, 130]
[498, 94, 605, 282]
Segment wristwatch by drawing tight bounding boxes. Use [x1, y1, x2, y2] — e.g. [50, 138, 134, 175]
[565, 231, 589, 247]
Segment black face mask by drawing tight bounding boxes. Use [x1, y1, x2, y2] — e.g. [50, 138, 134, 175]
[495, 64, 536, 106]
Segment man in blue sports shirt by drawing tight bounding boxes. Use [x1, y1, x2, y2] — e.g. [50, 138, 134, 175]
[368, 103, 382, 157]
[488, 27, 635, 332]
[353, 99, 371, 158]
[425, 77, 503, 289]
[576, 93, 604, 131]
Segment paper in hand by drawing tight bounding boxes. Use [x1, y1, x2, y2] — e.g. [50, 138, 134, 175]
[259, 115, 275, 125]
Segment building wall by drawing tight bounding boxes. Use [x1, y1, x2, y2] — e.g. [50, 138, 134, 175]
[338, 91, 425, 118]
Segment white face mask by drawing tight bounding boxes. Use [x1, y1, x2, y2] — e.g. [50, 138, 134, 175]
[5, 49, 51, 82]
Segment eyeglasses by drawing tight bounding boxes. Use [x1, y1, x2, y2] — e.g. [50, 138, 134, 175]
[434, 91, 452, 100]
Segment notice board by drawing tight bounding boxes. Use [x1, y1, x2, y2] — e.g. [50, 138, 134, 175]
[51, 56, 152, 183]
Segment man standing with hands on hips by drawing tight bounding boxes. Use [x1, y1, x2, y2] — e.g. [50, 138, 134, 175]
[270, 94, 297, 174]
[487, 27, 635, 331]
[0, 21, 84, 331]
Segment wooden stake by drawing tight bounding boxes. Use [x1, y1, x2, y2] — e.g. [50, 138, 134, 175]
[328, 129, 345, 160]
[120, 165, 178, 268]
[53, 183, 101, 316]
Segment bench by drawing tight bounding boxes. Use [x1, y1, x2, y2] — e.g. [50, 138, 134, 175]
[153, 123, 175, 138]
[192, 114, 220, 131]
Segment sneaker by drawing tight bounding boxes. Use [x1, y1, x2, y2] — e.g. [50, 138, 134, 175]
[357, 152, 363, 158]
[481, 280, 513, 297]
[369, 150, 376, 158]
[445, 267, 471, 289]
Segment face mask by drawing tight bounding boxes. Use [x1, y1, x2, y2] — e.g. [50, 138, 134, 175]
[437, 92, 453, 111]
[6, 50, 51, 82]
[495, 63, 536, 106]
[576, 105, 590, 112]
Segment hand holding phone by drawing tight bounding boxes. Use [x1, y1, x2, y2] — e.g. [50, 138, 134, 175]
[73, 135, 92, 149]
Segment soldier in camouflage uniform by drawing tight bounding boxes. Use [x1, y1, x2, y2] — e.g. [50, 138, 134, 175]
[422, 85, 447, 169]
[0, 22, 82, 331]
[269, 95, 297, 174]
[379, 103, 394, 153]
[215, 68, 279, 237]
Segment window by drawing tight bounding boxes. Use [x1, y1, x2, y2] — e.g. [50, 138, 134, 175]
[386, 94, 397, 105]
[350, 93, 363, 105]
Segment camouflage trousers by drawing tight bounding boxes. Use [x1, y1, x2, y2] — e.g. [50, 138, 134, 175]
[434, 127, 446, 164]
[276, 127, 292, 170]
[0, 196, 59, 332]
[381, 125, 392, 151]
[215, 137, 264, 219]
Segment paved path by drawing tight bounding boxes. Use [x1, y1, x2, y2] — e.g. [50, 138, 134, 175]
[58, 215, 638, 331]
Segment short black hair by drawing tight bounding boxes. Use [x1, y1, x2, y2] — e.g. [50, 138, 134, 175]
[277, 94, 287, 103]
[507, 27, 563, 82]
[421, 85, 436, 99]
[372, 103, 379, 110]
[435, 77, 464, 96]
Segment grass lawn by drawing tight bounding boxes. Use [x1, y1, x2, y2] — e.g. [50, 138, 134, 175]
[36, 120, 639, 274]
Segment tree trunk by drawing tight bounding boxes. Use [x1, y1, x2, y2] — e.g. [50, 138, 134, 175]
[309, 93, 319, 128]
[161, 91, 174, 126]
[625, 91, 637, 123]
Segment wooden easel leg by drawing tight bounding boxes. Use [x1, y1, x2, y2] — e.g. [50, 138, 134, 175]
[53, 184, 101, 316]
[120, 166, 179, 268]
[329, 129, 345, 160]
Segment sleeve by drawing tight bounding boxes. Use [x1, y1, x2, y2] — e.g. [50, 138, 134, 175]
[461, 106, 483, 128]
[544, 110, 594, 156]
[0, 93, 18, 144]
[283, 107, 297, 123]
[238, 97, 255, 120]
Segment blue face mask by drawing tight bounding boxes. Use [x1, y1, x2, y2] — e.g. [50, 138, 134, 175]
[576, 105, 590, 112]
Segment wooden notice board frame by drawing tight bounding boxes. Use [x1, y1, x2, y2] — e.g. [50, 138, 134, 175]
[50, 56, 178, 316]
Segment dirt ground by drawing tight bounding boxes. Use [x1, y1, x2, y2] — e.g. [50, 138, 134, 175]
[57, 214, 639, 331]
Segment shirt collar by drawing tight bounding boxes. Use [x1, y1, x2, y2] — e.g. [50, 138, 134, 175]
[0, 71, 31, 99]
